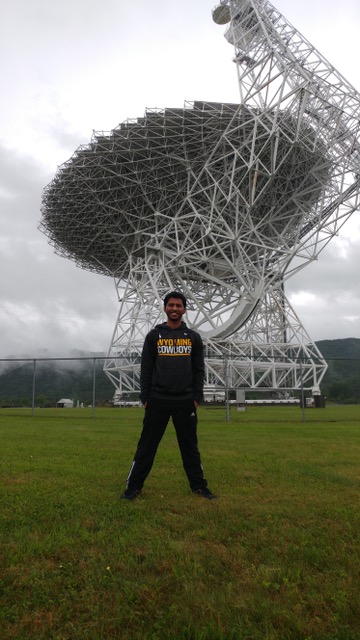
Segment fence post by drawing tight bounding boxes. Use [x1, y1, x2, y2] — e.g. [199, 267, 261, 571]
[224, 356, 231, 423]
[92, 358, 96, 418]
[32, 359, 37, 417]
[300, 360, 305, 423]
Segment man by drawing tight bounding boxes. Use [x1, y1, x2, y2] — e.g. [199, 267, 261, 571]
[121, 291, 216, 501]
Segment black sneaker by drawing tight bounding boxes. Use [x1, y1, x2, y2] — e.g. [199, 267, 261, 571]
[192, 487, 217, 500]
[121, 488, 141, 501]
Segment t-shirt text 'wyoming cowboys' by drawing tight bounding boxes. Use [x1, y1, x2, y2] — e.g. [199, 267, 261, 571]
[157, 337, 192, 356]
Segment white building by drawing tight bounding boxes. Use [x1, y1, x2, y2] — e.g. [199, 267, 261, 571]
[57, 398, 74, 408]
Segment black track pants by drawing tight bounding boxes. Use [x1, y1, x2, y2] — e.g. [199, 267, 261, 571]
[125, 398, 207, 492]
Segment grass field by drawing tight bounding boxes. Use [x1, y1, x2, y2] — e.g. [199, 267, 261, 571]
[1, 405, 359, 640]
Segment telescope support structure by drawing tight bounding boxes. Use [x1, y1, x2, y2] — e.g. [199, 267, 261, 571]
[40, 0, 360, 401]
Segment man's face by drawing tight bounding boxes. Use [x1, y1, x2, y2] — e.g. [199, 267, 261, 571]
[164, 297, 186, 322]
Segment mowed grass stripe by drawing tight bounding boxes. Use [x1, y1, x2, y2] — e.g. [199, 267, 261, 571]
[1, 406, 359, 640]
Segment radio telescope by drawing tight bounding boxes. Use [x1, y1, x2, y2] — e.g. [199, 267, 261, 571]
[40, 0, 360, 398]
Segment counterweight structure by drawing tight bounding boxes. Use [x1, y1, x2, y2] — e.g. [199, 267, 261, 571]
[40, 0, 360, 398]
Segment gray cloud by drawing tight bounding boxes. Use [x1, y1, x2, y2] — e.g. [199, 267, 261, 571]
[287, 227, 360, 340]
[0, 145, 117, 357]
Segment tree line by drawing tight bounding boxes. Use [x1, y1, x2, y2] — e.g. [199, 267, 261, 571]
[0, 338, 359, 407]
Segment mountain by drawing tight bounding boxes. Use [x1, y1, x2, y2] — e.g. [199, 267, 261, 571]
[0, 354, 116, 407]
[0, 339, 359, 406]
[316, 338, 360, 403]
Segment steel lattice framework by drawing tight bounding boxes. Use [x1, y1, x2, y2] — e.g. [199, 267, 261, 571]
[40, 0, 360, 397]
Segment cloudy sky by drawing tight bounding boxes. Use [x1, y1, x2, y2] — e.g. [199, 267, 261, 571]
[1, 0, 359, 358]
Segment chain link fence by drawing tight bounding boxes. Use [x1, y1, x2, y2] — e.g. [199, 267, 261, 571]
[0, 353, 359, 419]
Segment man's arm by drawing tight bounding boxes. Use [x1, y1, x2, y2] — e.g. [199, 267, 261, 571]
[139, 332, 157, 405]
[191, 332, 205, 405]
